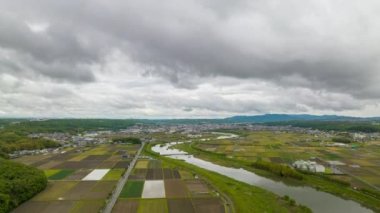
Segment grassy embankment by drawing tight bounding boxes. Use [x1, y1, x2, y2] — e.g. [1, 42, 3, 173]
[144, 143, 312, 213]
[177, 142, 380, 212]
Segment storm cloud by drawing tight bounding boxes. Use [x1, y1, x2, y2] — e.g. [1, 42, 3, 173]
[0, 0, 379, 118]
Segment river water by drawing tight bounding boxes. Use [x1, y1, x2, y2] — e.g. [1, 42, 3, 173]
[152, 142, 372, 213]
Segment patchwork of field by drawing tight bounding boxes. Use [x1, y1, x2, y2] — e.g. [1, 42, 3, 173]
[12, 144, 140, 213]
[195, 131, 380, 189]
[113, 159, 226, 213]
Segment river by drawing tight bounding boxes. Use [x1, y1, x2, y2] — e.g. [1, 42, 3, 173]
[152, 142, 372, 213]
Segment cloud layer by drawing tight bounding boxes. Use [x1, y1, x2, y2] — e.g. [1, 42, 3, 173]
[0, 0, 380, 118]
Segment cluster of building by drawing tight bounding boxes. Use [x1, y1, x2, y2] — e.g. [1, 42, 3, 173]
[292, 160, 326, 173]
[119, 123, 323, 135]
[9, 147, 65, 158]
[28, 132, 109, 147]
[29, 132, 72, 145]
[26, 123, 380, 150]
[72, 134, 108, 146]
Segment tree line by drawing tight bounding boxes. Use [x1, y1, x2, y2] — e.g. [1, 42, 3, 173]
[251, 160, 304, 180]
[111, 137, 142, 144]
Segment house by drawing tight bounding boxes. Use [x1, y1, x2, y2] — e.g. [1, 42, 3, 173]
[292, 160, 325, 173]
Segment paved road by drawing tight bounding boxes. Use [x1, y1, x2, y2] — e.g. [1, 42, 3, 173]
[103, 142, 145, 213]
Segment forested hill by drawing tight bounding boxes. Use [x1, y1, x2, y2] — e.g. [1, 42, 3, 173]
[0, 132, 59, 158]
[266, 120, 380, 133]
[2, 119, 140, 134]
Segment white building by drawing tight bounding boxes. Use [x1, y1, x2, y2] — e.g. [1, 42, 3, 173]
[292, 160, 325, 173]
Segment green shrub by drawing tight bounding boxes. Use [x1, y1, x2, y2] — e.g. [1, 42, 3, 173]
[0, 194, 10, 213]
[289, 199, 296, 206]
[332, 137, 352, 144]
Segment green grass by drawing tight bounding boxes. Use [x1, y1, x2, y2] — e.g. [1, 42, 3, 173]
[325, 167, 333, 174]
[33, 181, 78, 201]
[44, 169, 61, 178]
[48, 169, 75, 180]
[135, 160, 149, 169]
[179, 170, 194, 179]
[84, 146, 109, 155]
[70, 200, 105, 213]
[102, 169, 125, 181]
[304, 175, 380, 211]
[120, 181, 144, 198]
[68, 154, 88, 161]
[148, 160, 162, 168]
[138, 199, 168, 213]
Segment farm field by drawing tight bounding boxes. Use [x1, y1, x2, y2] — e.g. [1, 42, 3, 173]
[120, 181, 145, 198]
[142, 180, 165, 198]
[103, 168, 125, 180]
[82, 169, 110, 180]
[12, 144, 140, 213]
[193, 131, 380, 189]
[113, 159, 226, 213]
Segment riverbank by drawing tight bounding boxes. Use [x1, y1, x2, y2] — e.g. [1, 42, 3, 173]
[144, 142, 312, 213]
[176, 142, 380, 212]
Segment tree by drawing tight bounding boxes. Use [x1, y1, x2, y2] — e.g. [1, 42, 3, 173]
[0, 159, 47, 213]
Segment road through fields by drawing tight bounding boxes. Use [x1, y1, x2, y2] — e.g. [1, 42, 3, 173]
[103, 142, 145, 213]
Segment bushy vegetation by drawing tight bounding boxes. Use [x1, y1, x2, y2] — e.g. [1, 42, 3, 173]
[0, 159, 47, 213]
[332, 137, 353, 143]
[251, 160, 304, 180]
[282, 195, 312, 213]
[112, 137, 141, 144]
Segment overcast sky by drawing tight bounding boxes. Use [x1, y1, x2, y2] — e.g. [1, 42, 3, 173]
[0, 0, 380, 118]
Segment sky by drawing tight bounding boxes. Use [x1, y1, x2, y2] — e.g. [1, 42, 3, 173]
[0, 0, 380, 118]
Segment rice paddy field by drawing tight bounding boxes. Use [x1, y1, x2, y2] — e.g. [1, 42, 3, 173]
[12, 144, 141, 213]
[113, 159, 226, 213]
[193, 131, 380, 189]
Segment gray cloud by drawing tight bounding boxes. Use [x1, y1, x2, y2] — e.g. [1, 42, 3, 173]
[0, 0, 379, 117]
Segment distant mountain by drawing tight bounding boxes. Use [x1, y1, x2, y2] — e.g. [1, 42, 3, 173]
[224, 114, 380, 123]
